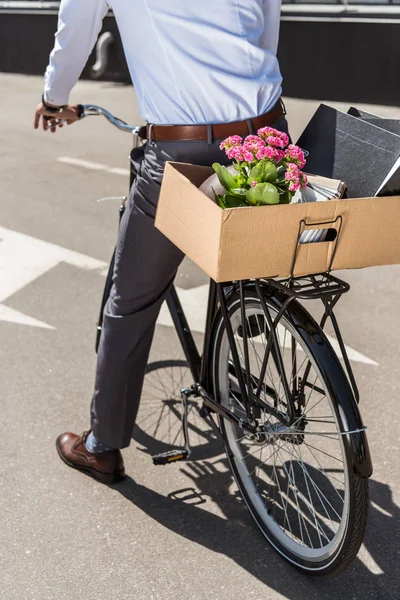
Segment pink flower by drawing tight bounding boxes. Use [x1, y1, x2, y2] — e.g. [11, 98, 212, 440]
[226, 146, 244, 161]
[257, 127, 289, 149]
[252, 145, 285, 163]
[279, 132, 290, 147]
[243, 135, 265, 159]
[284, 161, 307, 192]
[265, 146, 278, 160]
[300, 172, 308, 188]
[226, 145, 254, 163]
[284, 145, 306, 169]
[257, 126, 279, 139]
[244, 141, 264, 152]
[285, 162, 300, 176]
[220, 135, 243, 151]
[244, 135, 264, 145]
[256, 149, 267, 161]
[243, 149, 255, 162]
[251, 181, 257, 188]
[268, 136, 287, 149]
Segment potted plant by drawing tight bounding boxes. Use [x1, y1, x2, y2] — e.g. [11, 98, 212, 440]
[200, 128, 308, 209]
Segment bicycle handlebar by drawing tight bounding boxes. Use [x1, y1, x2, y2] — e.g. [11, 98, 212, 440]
[81, 105, 142, 136]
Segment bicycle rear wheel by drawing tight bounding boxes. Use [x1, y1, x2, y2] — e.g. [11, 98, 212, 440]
[211, 288, 369, 575]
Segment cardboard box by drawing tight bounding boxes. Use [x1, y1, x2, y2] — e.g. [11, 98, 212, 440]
[155, 162, 400, 282]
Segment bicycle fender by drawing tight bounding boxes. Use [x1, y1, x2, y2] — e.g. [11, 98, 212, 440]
[270, 292, 373, 479]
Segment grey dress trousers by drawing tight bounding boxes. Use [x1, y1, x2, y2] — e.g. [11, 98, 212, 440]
[90, 116, 289, 449]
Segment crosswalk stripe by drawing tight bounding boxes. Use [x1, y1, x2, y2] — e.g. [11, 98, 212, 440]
[0, 226, 107, 329]
[0, 226, 380, 366]
[57, 156, 129, 177]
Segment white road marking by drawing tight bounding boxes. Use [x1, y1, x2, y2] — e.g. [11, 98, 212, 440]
[57, 156, 129, 177]
[0, 227, 107, 329]
[158, 284, 210, 334]
[0, 305, 54, 330]
[158, 284, 379, 366]
[0, 227, 380, 366]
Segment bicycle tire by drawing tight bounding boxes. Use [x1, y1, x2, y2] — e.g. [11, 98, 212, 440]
[210, 287, 369, 575]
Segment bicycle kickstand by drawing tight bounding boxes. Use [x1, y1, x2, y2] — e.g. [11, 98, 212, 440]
[152, 388, 192, 466]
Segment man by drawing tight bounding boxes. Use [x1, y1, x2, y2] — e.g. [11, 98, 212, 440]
[35, 0, 287, 484]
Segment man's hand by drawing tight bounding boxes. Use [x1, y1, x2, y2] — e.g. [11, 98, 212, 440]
[34, 103, 81, 133]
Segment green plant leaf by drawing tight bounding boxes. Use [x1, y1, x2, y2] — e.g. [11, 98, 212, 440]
[212, 163, 237, 192]
[247, 161, 278, 185]
[246, 183, 280, 206]
[279, 191, 293, 204]
[235, 174, 247, 187]
[214, 192, 227, 209]
[262, 162, 278, 183]
[231, 188, 247, 196]
[247, 163, 264, 184]
[225, 195, 245, 208]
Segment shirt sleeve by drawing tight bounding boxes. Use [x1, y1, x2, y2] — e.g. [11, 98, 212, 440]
[260, 0, 282, 53]
[44, 0, 109, 106]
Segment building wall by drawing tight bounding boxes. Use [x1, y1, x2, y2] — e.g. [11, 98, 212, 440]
[0, 6, 399, 106]
[279, 19, 400, 105]
[0, 12, 129, 83]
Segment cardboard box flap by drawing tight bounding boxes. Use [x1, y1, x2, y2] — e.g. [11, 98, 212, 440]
[156, 163, 400, 282]
[167, 162, 214, 188]
[156, 163, 223, 279]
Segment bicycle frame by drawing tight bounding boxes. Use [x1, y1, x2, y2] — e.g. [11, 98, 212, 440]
[166, 273, 360, 430]
[166, 279, 265, 435]
[88, 106, 373, 569]
[165, 281, 215, 386]
[95, 141, 365, 439]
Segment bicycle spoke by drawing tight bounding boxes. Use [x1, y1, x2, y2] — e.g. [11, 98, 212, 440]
[301, 442, 343, 465]
[217, 298, 354, 562]
[274, 443, 325, 545]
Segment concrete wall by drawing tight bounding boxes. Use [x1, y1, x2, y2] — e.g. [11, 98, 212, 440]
[278, 18, 400, 106]
[0, 13, 129, 83]
[0, 11, 399, 106]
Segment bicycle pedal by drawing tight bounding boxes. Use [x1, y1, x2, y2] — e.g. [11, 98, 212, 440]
[152, 449, 189, 466]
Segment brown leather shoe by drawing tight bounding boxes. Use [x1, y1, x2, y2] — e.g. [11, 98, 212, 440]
[56, 431, 125, 484]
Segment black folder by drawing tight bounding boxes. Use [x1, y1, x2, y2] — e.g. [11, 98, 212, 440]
[348, 107, 400, 137]
[296, 104, 400, 198]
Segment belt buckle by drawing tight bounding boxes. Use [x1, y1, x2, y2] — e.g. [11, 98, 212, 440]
[133, 125, 147, 147]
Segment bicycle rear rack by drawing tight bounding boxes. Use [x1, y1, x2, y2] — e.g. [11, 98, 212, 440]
[266, 272, 350, 300]
[151, 213, 363, 466]
[213, 211, 360, 437]
[264, 212, 359, 404]
[261, 271, 358, 405]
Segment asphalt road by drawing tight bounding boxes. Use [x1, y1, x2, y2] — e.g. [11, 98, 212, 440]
[0, 73, 399, 600]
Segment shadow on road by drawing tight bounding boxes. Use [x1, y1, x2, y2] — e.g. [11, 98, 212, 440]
[111, 464, 399, 600]
[124, 359, 399, 598]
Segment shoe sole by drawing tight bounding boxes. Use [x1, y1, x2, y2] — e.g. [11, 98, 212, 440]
[56, 440, 126, 485]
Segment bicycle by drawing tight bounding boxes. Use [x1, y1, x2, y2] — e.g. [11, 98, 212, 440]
[81, 104, 372, 576]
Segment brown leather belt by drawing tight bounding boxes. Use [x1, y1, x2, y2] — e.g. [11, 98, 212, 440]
[138, 98, 285, 142]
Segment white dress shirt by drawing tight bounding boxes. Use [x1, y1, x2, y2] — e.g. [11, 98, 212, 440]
[44, 0, 283, 125]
